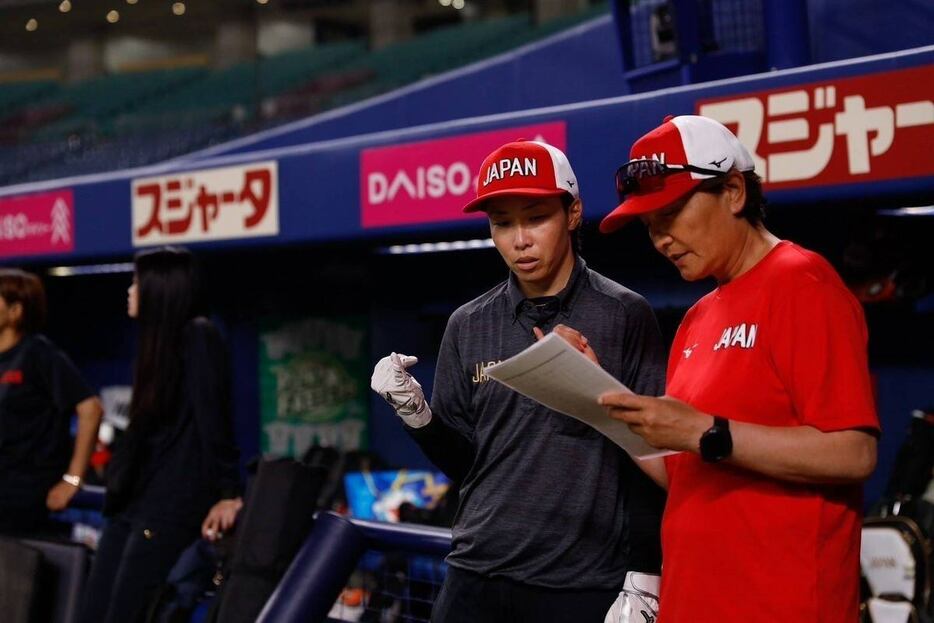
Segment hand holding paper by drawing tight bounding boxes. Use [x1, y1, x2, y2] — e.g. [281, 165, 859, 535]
[600, 392, 712, 454]
[533, 323, 599, 365]
[484, 333, 672, 459]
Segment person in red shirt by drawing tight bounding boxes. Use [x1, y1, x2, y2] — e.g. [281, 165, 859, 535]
[597, 115, 880, 622]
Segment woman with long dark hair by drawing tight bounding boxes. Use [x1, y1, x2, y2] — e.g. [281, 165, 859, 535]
[80, 247, 239, 623]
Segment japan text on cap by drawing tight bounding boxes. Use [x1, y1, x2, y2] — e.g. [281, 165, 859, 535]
[463, 140, 579, 213]
[599, 115, 755, 233]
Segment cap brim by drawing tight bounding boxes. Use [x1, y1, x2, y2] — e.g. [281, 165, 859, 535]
[598, 175, 700, 233]
[463, 188, 570, 213]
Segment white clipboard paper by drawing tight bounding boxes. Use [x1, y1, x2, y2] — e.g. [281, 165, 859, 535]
[484, 332, 671, 460]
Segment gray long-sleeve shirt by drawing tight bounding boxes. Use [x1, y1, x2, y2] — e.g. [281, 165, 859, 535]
[408, 257, 667, 589]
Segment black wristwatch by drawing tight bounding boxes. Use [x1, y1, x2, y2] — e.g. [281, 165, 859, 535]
[699, 416, 732, 463]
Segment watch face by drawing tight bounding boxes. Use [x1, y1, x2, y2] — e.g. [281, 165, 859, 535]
[700, 424, 732, 463]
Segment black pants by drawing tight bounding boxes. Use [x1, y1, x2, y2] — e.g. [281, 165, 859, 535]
[432, 566, 618, 623]
[78, 515, 198, 623]
[0, 478, 60, 538]
[0, 505, 54, 538]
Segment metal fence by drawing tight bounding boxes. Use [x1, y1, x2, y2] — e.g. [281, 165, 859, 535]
[258, 513, 452, 623]
[627, 0, 764, 68]
[327, 551, 447, 623]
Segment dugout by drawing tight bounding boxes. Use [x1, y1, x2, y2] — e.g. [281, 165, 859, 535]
[1, 8, 931, 507]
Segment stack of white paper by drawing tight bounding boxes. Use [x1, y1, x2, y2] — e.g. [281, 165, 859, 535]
[484, 333, 671, 460]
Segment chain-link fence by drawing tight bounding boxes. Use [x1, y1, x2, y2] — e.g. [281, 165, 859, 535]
[328, 551, 447, 623]
[627, 0, 764, 68]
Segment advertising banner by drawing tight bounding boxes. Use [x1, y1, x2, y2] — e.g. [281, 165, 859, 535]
[259, 316, 368, 458]
[361, 122, 567, 228]
[0, 190, 74, 258]
[132, 161, 279, 246]
[697, 66, 934, 189]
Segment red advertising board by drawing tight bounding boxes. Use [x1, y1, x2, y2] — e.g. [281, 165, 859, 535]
[0, 190, 75, 258]
[360, 122, 567, 228]
[697, 66, 934, 189]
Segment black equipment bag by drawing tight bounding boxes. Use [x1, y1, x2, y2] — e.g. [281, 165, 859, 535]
[207, 457, 327, 623]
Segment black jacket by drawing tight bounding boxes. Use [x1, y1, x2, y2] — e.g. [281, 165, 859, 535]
[104, 318, 239, 525]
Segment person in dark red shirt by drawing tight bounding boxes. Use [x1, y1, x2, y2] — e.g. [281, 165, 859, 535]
[598, 115, 880, 623]
[0, 268, 103, 536]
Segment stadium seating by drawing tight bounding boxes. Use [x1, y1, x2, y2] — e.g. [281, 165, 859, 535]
[0, 5, 616, 186]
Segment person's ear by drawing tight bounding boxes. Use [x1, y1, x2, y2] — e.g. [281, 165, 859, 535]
[723, 170, 747, 216]
[567, 199, 583, 231]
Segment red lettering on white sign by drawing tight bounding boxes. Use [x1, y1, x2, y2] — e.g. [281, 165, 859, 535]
[132, 162, 278, 246]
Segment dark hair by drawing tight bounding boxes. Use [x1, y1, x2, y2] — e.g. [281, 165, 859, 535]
[129, 247, 201, 431]
[560, 192, 583, 254]
[0, 268, 47, 334]
[696, 170, 767, 225]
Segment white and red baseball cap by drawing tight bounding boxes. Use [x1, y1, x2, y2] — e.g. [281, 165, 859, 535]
[463, 140, 579, 213]
[599, 115, 755, 233]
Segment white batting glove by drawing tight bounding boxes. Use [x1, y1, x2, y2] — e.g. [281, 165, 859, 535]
[604, 572, 660, 623]
[371, 352, 432, 428]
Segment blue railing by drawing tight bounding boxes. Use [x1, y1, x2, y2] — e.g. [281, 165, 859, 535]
[259, 512, 451, 623]
[56, 489, 450, 622]
[70, 484, 106, 511]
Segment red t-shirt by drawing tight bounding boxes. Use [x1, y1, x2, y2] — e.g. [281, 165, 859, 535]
[659, 241, 879, 623]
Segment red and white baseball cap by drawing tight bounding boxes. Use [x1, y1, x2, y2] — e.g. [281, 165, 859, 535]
[463, 140, 579, 213]
[599, 115, 755, 233]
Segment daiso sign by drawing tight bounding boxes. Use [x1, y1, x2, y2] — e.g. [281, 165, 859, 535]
[360, 122, 567, 228]
[367, 161, 473, 205]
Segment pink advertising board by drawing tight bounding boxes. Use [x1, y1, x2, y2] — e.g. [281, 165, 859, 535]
[0, 190, 75, 258]
[360, 122, 567, 228]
